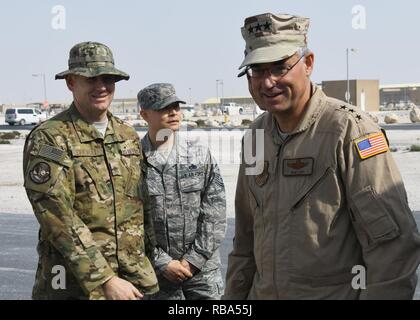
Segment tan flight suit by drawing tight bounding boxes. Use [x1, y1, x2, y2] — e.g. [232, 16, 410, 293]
[224, 85, 420, 299]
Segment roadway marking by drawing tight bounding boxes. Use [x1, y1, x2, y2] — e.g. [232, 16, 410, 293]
[0, 267, 35, 274]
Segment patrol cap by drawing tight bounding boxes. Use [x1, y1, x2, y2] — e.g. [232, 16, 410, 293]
[137, 83, 186, 111]
[238, 13, 310, 76]
[55, 41, 129, 81]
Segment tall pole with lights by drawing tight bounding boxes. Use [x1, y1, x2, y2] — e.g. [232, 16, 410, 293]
[346, 48, 356, 104]
[32, 73, 48, 108]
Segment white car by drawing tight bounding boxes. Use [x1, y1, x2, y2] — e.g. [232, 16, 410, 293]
[221, 103, 244, 115]
[5, 108, 47, 126]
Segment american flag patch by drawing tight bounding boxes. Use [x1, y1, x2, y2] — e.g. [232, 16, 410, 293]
[354, 132, 389, 160]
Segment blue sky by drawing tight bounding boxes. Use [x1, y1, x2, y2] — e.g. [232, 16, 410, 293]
[1, 0, 419, 104]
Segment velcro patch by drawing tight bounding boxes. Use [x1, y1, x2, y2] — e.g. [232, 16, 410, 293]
[38, 145, 66, 163]
[354, 132, 389, 160]
[121, 141, 141, 156]
[283, 158, 314, 176]
[255, 161, 269, 187]
[29, 162, 51, 184]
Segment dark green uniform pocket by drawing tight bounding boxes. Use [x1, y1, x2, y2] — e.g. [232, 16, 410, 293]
[81, 164, 112, 200]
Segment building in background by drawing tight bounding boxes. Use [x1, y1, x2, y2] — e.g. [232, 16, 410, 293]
[4, 82, 420, 116]
[379, 83, 420, 110]
[322, 80, 380, 112]
[201, 97, 256, 111]
[109, 98, 138, 115]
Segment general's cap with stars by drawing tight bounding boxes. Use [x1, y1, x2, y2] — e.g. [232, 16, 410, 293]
[238, 13, 310, 75]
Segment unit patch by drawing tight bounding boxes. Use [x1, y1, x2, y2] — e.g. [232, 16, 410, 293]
[29, 162, 51, 184]
[255, 161, 269, 187]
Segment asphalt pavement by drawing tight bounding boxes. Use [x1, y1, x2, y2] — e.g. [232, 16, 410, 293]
[0, 213, 419, 300]
[0, 213, 234, 300]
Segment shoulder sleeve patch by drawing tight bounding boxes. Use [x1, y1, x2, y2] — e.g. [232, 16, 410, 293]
[29, 162, 51, 184]
[354, 132, 389, 160]
[24, 158, 63, 194]
[38, 144, 66, 163]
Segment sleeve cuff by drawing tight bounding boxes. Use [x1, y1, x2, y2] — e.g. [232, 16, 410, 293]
[154, 247, 173, 275]
[183, 249, 208, 271]
[82, 267, 116, 294]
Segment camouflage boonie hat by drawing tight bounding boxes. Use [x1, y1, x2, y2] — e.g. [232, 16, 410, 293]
[55, 41, 129, 81]
[137, 83, 186, 111]
[238, 13, 310, 75]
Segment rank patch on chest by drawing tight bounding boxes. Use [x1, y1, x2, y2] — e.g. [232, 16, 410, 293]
[283, 158, 314, 176]
[354, 132, 389, 160]
[29, 162, 51, 184]
[255, 161, 269, 187]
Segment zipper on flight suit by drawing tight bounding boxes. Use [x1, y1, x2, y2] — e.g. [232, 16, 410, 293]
[272, 136, 289, 299]
[291, 167, 332, 211]
[272, 140, 290, 299]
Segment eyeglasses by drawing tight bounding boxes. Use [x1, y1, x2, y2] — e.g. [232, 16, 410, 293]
[246, 54, 305, 79]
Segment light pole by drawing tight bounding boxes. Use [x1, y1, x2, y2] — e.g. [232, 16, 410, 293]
[346, 48, 356, 104]
[216, 80, 221, 105]
[188, 87, 192, 104]
[32, 73, 47, 107]
[220, 80, 224, 105]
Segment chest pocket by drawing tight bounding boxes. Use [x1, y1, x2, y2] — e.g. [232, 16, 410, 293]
[291, 167, 336, 212]
[179, 165, 206, 217]
[290, 167, 341, 237]
[72, 146, 112, 201]
[120, 141, 143, 198]
[179, 165, 205, 193]
[289, 166, 344, 276]
[145, 169, 166, 222]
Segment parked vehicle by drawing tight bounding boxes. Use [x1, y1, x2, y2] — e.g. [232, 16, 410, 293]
[5, 108, 47, 125]
[221, 103, 244, 115]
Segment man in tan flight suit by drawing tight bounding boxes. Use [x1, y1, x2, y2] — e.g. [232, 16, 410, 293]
[224, 13, 420, 299]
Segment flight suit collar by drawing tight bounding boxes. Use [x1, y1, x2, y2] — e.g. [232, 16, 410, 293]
[270, 84, 326, 144]
[270, 115, 285, 146]
[69, 103, 124, 144]
[290, 84, 326, 135]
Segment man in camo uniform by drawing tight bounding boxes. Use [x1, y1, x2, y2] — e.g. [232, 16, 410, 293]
[23, 42, 158, 300]
[138, 83, 227, 300]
